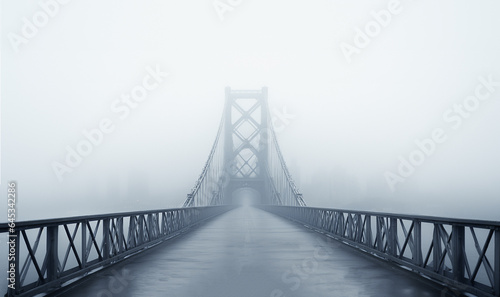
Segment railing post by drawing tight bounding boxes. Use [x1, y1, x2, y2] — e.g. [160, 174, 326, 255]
[81, 221, 87, 268]
[46, 226, 59, 282]
[433, 224, 442, 272]
[118, 217, 124, 253]
[177, 211, 183, 230]
[494, 228, 500, 297]
[388, 217, 397, 256]
[138, 215, 144, 245]
[339, 212, 345, 237]
[154, 212, 159, 237]
[185, 209, 191, 228]
[161, 212, 166, 235]
[365, 215, 372, 247]
[102, 219, 110, 260]
[128, 216, 136, 247]
[356, 214, 363, 243]
[147, 214, 153, 241]
[414, 220, 422, 266]
[376, 217, 383, 252]
[452, 225, 465, 282]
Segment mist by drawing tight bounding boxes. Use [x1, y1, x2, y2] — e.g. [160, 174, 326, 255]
[1, 0, 500, 222]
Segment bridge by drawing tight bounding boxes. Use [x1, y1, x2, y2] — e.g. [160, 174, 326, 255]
[1, 88, 499, 297]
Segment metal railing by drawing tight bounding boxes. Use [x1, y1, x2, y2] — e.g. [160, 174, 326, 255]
[259, 205, 500, 297]
[1, 206, 233, 297]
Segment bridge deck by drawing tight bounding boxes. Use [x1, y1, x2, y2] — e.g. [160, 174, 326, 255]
[54, 207, 447, 297]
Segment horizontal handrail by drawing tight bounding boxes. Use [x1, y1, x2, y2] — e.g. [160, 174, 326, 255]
[0, 206, 229, 230]
[265, 205, 500, 228]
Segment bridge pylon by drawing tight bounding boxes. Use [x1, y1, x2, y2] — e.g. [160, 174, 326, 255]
[222, 87, 270, 204]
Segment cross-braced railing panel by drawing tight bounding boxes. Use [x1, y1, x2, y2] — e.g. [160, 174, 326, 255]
[1, 206, 233, 297]
[260, 205, 500, 297]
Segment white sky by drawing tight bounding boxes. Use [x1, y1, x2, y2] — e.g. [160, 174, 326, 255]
[1, 0, 500, 220]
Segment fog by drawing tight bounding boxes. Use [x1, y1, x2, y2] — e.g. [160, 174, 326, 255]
[1, 0, 500, 222]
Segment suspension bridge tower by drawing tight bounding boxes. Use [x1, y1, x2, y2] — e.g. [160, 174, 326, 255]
[222, 87, 270, 204]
